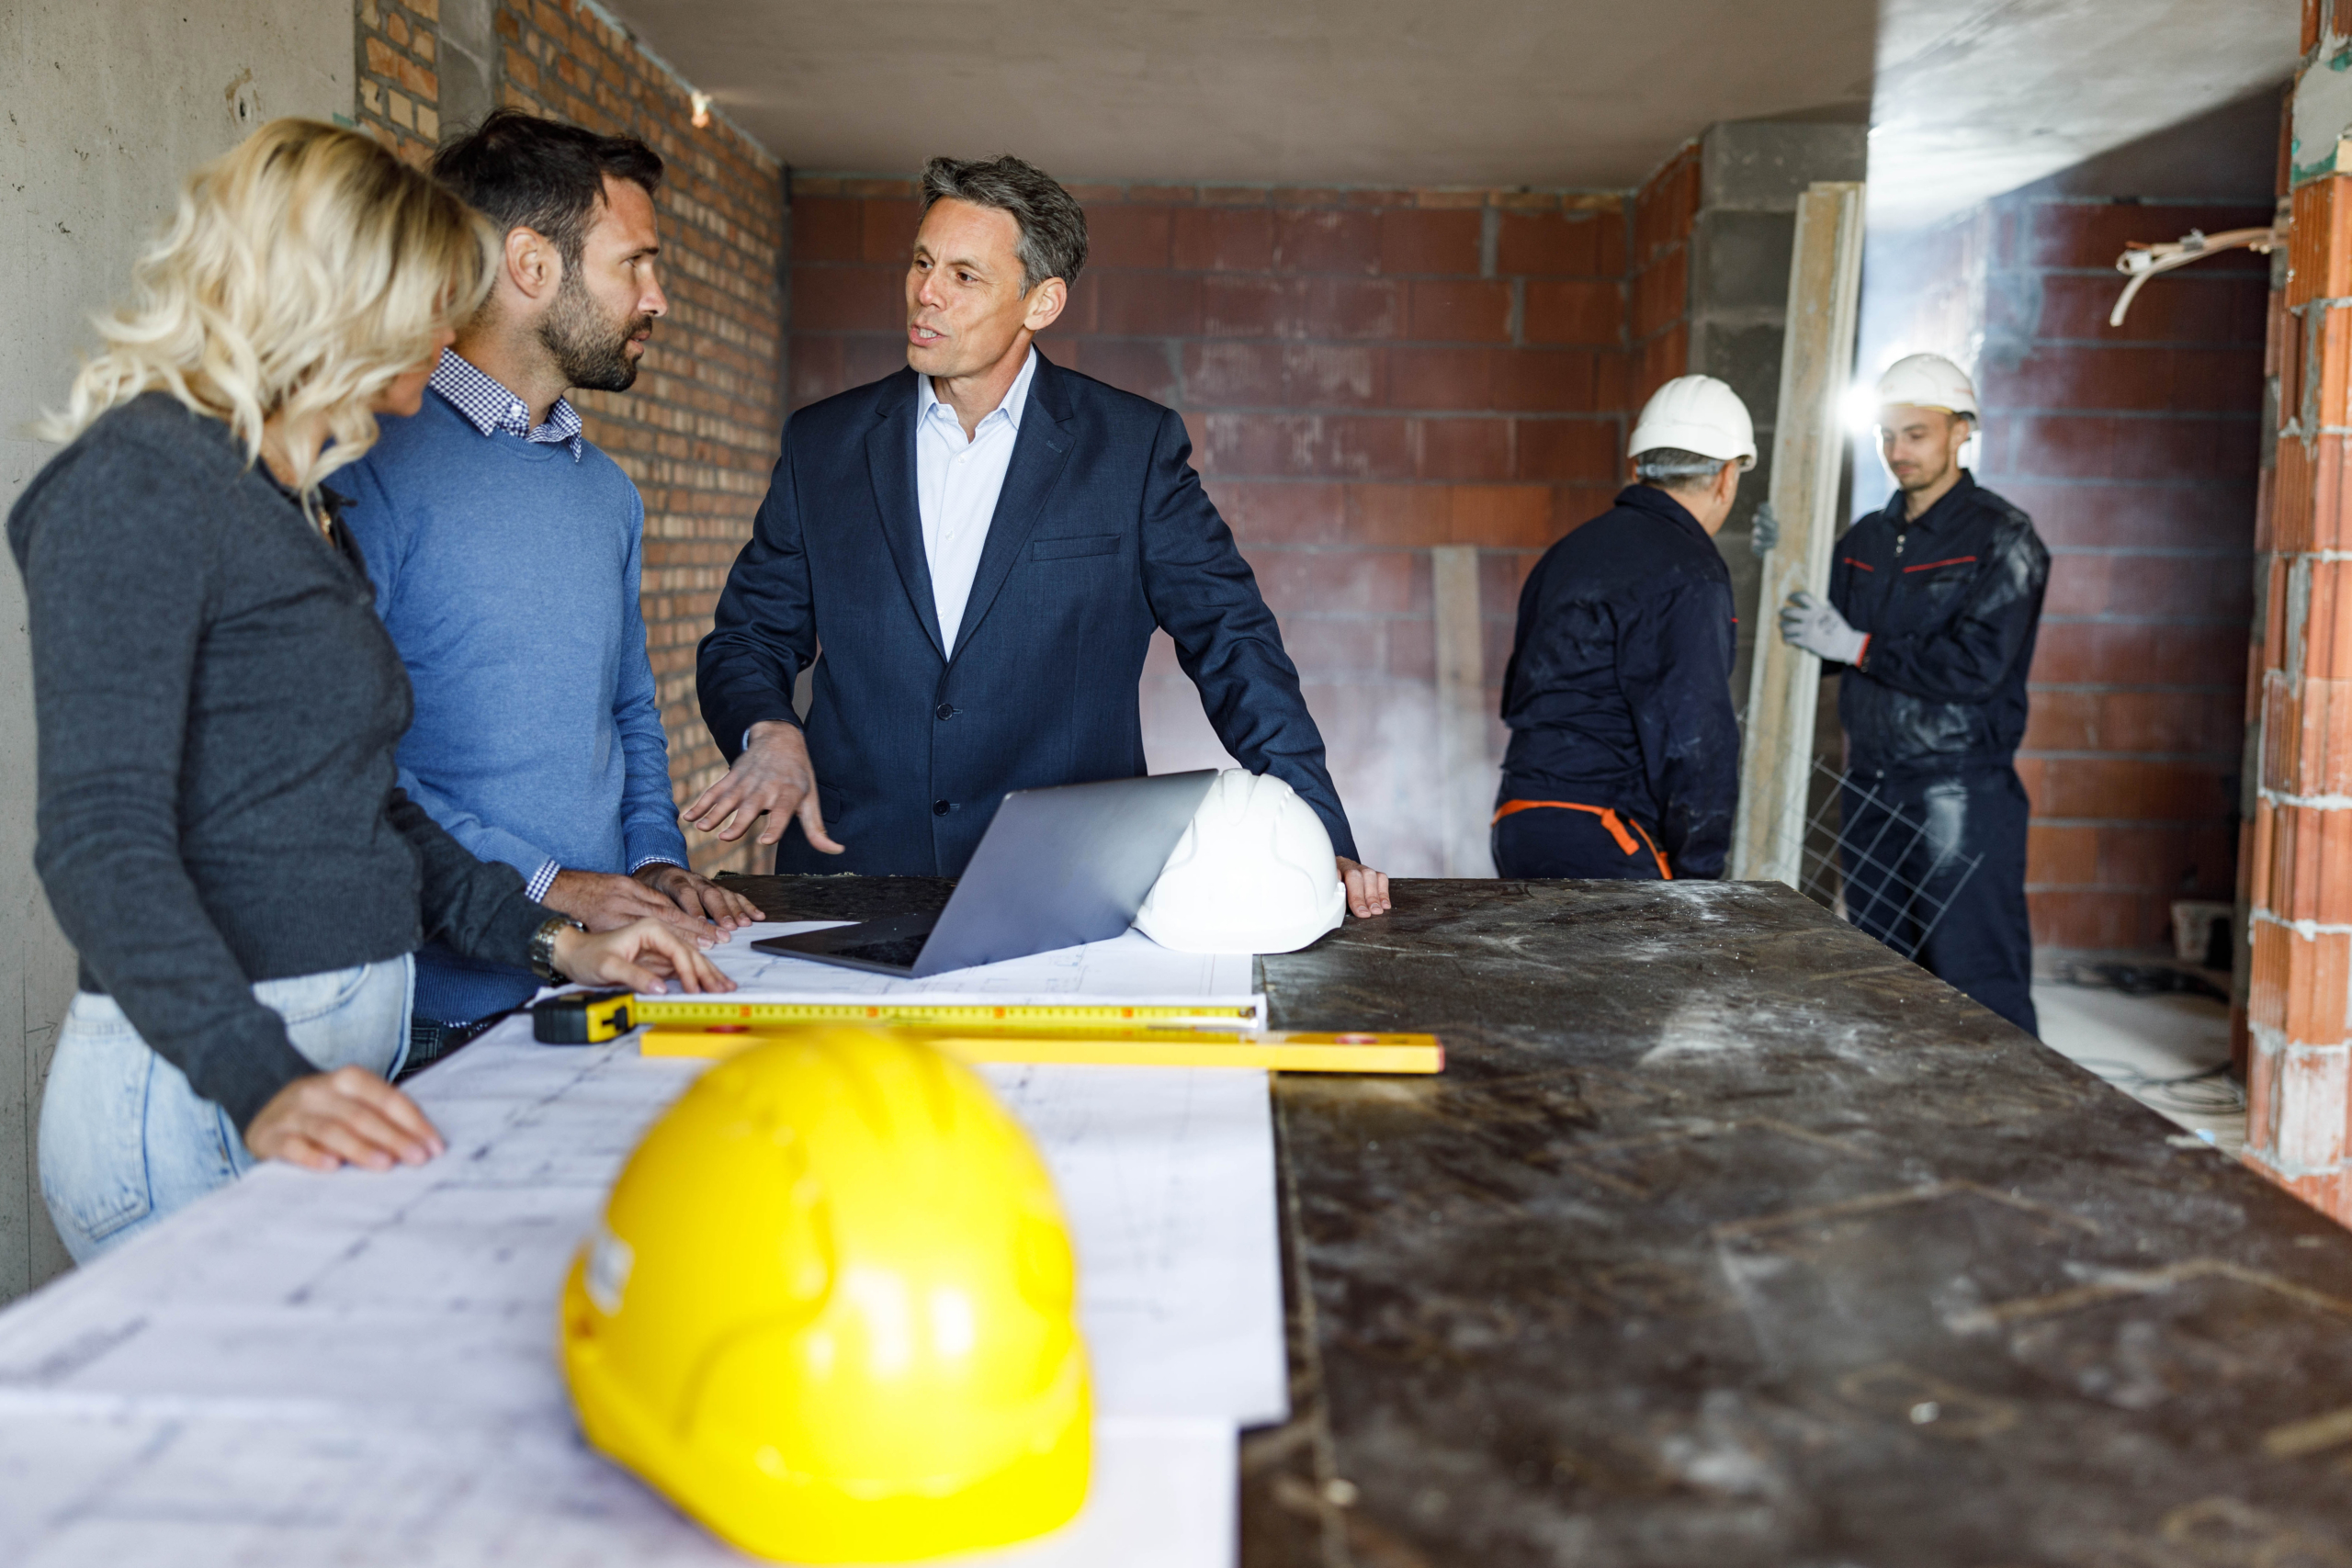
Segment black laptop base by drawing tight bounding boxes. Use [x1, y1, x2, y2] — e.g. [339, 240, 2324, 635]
[751, 911, 940, 977]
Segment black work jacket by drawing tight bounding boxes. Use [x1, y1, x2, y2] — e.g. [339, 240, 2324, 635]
[1828, 471, 2049, 776]
[1497, 485, 1740, 878]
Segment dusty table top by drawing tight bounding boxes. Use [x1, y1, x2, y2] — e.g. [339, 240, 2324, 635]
[727, 874, 2352, 1567]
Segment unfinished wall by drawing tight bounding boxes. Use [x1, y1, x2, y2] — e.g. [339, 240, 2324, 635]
[788, 179, 1633, 874]
[1629, 146, 1698, 409]
[0, 0, 352, 1302]
[1860, 94, 2277, 959]
[2243, 0, 2352, 1218]
[351, 0, 787, 876]
[1686, 123, 1871, 706]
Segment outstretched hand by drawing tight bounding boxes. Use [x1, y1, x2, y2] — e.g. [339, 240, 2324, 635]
[1338, 856, 1391, 919]
[551, 917, 738, 996]
[245, 1066, 445, 1172]
[544, 866, 716, 942]
[635, 863, 762, 931]
[1779, 590, 1868, 665]
[679, 720, 844, 853]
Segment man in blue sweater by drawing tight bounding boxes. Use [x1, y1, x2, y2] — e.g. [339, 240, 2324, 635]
[345, 111, 755, 1050]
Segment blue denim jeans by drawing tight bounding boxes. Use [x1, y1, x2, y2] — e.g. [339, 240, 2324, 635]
[39, 955, 414, 1263]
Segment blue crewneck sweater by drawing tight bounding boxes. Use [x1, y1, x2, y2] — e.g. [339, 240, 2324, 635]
[343, 389, 687, 1022]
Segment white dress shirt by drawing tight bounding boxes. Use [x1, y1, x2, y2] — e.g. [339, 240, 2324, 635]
[915, 347, 1037, 653]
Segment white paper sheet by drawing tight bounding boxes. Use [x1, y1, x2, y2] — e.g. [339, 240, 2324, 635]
[982, 1063, 1287, 1426]
[0, 1402, 1235, 1568]
[693, 922, 1260, 1020]
[0, 1017, 1282, 1563]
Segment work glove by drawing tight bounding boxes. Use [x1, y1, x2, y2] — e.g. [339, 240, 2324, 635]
[1779, 591, 1868, 665]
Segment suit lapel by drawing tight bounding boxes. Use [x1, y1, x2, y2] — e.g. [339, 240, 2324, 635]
[950, 353, 1075, 663]
[862, 369, 945, 660]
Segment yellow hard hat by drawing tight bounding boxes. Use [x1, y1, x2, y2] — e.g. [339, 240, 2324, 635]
[560, 1028, 1091, 1562]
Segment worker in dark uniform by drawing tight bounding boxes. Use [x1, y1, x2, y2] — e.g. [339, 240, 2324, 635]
[1779, 353, 2049, 1034]
[1493, 375, 1751, 880]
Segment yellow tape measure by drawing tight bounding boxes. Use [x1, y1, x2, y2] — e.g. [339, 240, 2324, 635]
[640, 1025, 1443, 1075]
[531, 990, 1261, 1044]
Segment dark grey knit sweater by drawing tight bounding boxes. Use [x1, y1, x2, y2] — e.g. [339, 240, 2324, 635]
[8, 394, 550, 1129]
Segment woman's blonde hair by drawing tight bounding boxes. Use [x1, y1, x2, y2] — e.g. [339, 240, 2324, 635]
[43, 118, 497, 494]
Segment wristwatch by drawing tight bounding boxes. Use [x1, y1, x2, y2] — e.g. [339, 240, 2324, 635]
[529, 916, 584, 982]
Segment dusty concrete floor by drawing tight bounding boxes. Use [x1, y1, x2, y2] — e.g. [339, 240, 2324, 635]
[2030, 979, 2245, 1156]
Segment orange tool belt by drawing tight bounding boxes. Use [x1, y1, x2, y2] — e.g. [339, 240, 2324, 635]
[1491, 799, 1674, 880]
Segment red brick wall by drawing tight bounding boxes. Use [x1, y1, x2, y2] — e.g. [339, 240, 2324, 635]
[1630, 145, 1699, 406]
[786, 177, 1634, 872]
[350, 0, 787, 875]
[1978, 197, 2270, 952]
[355, 0, 443, 158]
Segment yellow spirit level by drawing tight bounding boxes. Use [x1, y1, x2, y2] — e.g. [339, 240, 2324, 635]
[640, 1024, 1443, 1075]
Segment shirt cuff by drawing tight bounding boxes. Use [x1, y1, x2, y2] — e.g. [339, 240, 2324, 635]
[526, 859, 560, 903]
[630, 854, 684, 875]
[1854, 634, 1871, 670]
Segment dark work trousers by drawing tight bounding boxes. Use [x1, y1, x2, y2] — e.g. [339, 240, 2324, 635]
[1839, 764, 2036, 1036]
[1492, 805, 1670, 880]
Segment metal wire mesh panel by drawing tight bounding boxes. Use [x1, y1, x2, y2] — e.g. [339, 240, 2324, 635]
[1764, 761, 1986, 963]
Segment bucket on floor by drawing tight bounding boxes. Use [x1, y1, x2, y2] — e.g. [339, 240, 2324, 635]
[2170, 900, 2233, 970]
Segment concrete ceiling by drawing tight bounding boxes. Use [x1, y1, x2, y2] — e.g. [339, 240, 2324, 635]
[1868, 0, 2297, 229]
[604, 0, 2296, 220]
[604, 0, 1876, 190]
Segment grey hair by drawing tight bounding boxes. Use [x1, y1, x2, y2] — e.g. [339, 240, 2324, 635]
[1634, 446, 1732, 489]
[919, 154, 1090, 294]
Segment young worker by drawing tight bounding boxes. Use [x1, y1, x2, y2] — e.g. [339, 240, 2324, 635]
[344, 112, 759, 1060]
[1491, 376, 1751, 880]
[1778, 354, 2049, 1034]
[689, 154, 1391, 919]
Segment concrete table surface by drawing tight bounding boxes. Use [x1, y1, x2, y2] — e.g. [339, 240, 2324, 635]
[728, 874, 2352, 1567]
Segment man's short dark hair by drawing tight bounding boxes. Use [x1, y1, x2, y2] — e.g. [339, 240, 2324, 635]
[431, 109, 662, 265]
[919, 155, 1088, 293]
[1634, 446, 1729, 491]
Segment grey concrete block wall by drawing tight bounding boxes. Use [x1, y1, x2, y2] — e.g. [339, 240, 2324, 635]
[1690, 120, 1869, 716]
[438, 0, 500, 140]
[0, 0, 349, 1304]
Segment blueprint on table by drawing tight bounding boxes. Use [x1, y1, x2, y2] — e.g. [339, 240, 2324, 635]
[691, 921, 1261, 1016]
[0, 1402, 1235, 1568]
[0, 1016, 1283, 1565]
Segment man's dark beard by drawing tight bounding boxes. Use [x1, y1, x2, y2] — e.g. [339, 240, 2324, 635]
[539, 268, 650, 392]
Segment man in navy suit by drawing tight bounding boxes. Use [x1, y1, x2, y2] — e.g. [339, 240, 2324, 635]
[689, 155, 1390, 917]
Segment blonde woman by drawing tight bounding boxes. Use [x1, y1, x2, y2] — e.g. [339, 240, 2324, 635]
[10, 119, 732, 1261]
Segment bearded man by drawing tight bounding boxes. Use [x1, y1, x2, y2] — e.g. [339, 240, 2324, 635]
[1778, 354, 2050, 1035]
[343, 110, 756, 1062]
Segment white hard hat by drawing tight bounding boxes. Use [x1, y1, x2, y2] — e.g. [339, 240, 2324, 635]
[1133, 770, 1346, 954]
[1628, 375, 1757, 469]
[1875, 353, 1978, 420]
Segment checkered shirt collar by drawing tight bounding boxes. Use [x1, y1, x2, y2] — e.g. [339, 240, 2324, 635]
[427, 349, 584, 460]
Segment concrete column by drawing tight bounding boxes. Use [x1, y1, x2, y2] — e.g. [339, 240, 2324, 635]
[1687, 122, 1869, 710]
[437, 0, 499, 140]
[0, 0, 349, 1303]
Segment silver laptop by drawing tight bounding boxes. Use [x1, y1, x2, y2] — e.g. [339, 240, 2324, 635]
[751, 771, 1218, 978]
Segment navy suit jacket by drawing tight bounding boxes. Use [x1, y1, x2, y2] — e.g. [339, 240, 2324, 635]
[696, 354, 1357, 875]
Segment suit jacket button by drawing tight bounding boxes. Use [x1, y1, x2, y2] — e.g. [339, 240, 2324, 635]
[933, 799, 951, 816]
[935, 703, 956, 720]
